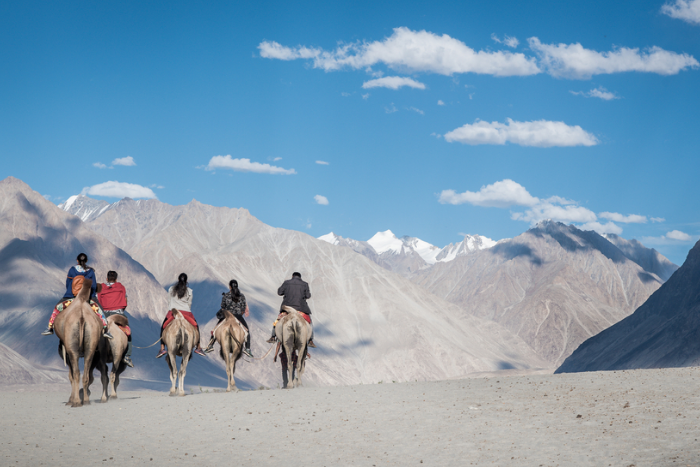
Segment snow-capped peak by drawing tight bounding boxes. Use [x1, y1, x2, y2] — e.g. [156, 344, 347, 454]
[367, 230, 403, 255]
[436, 234, 497, 262]
[318, 232, 340, 245]
[58, 195, 80, 211]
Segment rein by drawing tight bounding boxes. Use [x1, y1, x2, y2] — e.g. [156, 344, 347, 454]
[135, 337, 162, 349]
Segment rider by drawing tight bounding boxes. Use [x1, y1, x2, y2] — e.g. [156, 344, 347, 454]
[42, 253, 112, 339]
[156, 273, 207, 358]
[204, 279, 254, 358]
[98, 270, 134, 368]
[266, 272, 315, 348]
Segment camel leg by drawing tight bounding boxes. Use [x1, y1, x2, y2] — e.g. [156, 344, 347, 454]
[98, 358, 109, 403]
[167, 352, 178, 396]
[178, 352, 189, 397]
[82, 353, 95, 406]
[295, 344, 307, 388]
[222, 338, 233, 392]
[229, 343, 240, 393]
[283, 342, 295, 389]
[66, 352, 82, 407]
[113, 366, 122, 399]
[109, 346, 122, 399]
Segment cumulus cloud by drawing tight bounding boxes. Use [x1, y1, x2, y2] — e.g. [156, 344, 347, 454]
[570, 86, 620, 100]
[273, 157, 282, 161]
[642, 230, 698, 245]
[81, 181, 157, 199]
[529, 37, 699, 79]
[112, 156, 136, 166]
[205, 155, 296, 175]
[437, 100, 445, 106]
[439, 179, 539, 207]
[316, 160, 329, 165]
[259, 27, 541, 76]
[512, 203, 598, 225]
[666, 230, 693, 241]
[362, 76, 426, 90]
[491, 34, 519, 48]
[661, 0, 700, 25]
[314, 195, 329, 205]
[444, 118, 598, 147]
[599, 212, 647, 223]
[651, 217, 666, 223]
[93, 162, 109, 169]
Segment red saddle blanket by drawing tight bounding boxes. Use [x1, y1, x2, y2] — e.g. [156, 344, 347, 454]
[117, 325, 131, 336]
[162, 310, 198, 330]
[277, 311, 312, 325]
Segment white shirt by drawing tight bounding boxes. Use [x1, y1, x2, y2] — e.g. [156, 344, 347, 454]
[168, 286, 193, 312]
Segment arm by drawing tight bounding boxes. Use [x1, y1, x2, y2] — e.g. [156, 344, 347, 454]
[187, 288, 193, 307]
[304, 283, 311, 300]
[277, 282, 286, 296]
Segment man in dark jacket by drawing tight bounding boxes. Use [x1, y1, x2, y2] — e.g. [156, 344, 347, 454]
[267, 272, 315, 347]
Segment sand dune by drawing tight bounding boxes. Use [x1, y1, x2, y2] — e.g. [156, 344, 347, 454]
[2, 367, 699, 466]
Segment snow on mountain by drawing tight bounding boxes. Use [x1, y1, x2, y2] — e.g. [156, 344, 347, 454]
[58, 194, 111, 222]
[367, 230, 404, 255]
[436, 234, 497, 263]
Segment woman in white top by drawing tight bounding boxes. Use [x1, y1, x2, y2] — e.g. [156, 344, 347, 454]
[156, 273, 206, 358]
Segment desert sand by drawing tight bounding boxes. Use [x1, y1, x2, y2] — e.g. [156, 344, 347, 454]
[1, 367, 699, 466]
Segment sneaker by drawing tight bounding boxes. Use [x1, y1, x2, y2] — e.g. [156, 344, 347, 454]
[41, 328, 54, 336]
[266, 337, 276, 343]
[243, 348, 254, 358]
[104, 331, 114, 340]
[156, 349, 167, 358]
[194, 348, 207, 357]
[308, 340, 316, 348]
[123, 356, 134, 368]
[204, 345, 216, 354]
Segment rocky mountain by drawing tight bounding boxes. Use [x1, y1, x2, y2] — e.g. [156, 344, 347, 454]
[319, 230, 497, 276]
[411, 220, 674, 367]
[60, 194, 549, 386]
[556, 239, 700, 373]
[604, 233, 678, 281]
[57, 194, 110, 222]
[0, 177, 174, 377]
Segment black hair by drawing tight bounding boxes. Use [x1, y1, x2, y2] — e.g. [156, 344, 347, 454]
[77, 253, 92, 270]
[172, 273, 188, 299]
[292, 272, 302, 278]
[229, 279, 242, 302]
[107, 271, 118, 282]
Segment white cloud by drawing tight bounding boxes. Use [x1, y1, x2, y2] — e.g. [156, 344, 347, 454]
[205, 155, 296, 175]
[362, 93, 370, 99]
[512, 203, 598, 224]
[341, 92, 352, 97]
[579, 221, 623, 235]
[439, 179, 539, 207]
[81, 181, 157, 199]
[666, 230, 693, 241]
[661, 0, 700, 25]
[529, 37, 699, 79]
[571, 86, 620, 100]
[273, 157, 283, 161]
[362, 76, 426, 90]
[409, 106, 424, 115]
[112, 156, 136, 166]
[93, 162, 109, 169]
[316, 160, 329, 165]
[314, 195, 329, 205]
[491, 34, 519, 48]
[444, 118, 598, 147]
[385, 103, 398, 114]
[651, 217, 666, 223]
[149, 184, 165, 189]
[599, 212, 647, 223]
[259, 27, 541, 77]
[437, 100, 445, 106]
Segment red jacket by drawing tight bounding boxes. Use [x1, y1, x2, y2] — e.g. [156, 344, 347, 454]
[98, 282, 127, 310]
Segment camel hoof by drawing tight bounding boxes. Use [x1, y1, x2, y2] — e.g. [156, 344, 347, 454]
[83, 400, 91, 406]
[169, 391, 177, 397]
[110, 394, 118, 399]
[70, 401, 83, 408]
[101, 397, 108, 403]
[178, 391, 186, 397]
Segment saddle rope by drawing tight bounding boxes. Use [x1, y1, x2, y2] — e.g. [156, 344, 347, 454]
[135, 337, 162, 349]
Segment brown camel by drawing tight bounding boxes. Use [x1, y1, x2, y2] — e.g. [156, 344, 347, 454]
[212, 309, 246, 392]
[93, 314, 129, 402]
[275, 306, 312, 389]
[53, 279, 104, 407]
[162, 308, 199, 396]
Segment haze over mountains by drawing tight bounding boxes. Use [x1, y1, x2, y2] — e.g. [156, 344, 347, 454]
[557, 239, 700, 374]
[2, 180, 683, 390]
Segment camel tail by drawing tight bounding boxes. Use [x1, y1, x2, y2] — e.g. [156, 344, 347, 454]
[77, 279, 92, 302]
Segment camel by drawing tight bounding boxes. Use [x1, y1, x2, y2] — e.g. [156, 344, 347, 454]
[53, 278, 104, 407]
[275, 306, 312, 389]
[162, 308, 199, 396]
[212, 309, 246, 392]
[93, 314, 129, 402]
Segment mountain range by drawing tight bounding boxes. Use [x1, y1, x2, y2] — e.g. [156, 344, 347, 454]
[556, 238, 700, 373]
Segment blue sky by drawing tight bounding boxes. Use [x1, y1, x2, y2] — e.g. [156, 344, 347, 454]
[1, 0, 699, 265]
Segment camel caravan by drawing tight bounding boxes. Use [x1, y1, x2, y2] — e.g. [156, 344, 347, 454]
[43, 253, 315, 407]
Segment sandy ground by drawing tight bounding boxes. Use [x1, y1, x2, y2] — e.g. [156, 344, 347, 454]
[2, 367, 700, 466]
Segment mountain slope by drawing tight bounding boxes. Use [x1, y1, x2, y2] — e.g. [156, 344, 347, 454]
[604, 233, 678, 281]
[72, 195, 549, 385]
[556, 239, 700, 373]
[412, 221, 671, 366]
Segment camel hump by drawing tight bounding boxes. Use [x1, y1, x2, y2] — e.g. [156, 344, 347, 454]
[76, 278, 92, 302]
[171, 308, 180, 317]
[110, 314, 129, 327]
[282, 306, 298, 314]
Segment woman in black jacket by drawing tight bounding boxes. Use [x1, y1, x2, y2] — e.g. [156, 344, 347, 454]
[204, 279, 253, 357]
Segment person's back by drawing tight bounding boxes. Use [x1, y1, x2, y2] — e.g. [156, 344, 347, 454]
[277, 274, 311, 315]
[98, 270, 133, 367]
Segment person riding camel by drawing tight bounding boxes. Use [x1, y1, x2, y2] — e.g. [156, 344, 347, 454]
[156, 273, 207, 358]
[204, 279, 254, 358]
[98, 270, 134, 368]
[266, 272, 315, 348]
[42, 253, 113, 339]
